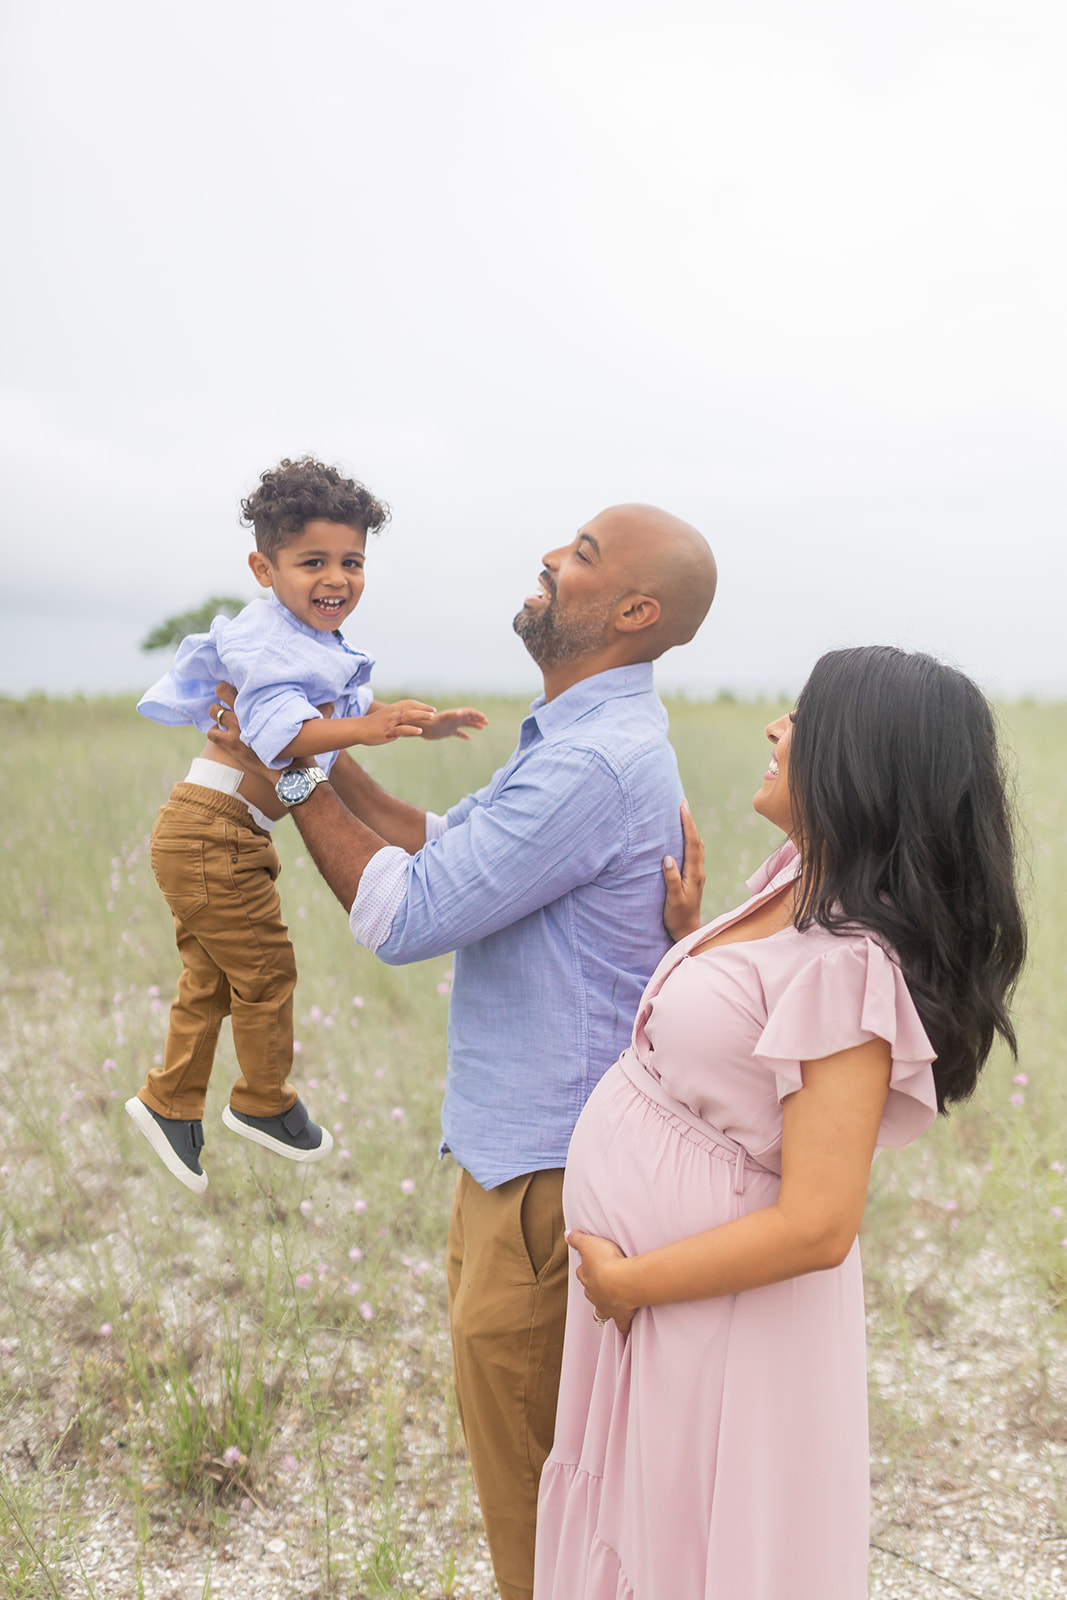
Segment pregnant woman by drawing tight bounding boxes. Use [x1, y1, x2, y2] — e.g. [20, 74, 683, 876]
[534, 646, 1026, 1600]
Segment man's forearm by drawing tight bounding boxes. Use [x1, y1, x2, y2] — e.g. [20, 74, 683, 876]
[328, 752, 428, 854]
[291, 784, 390, 910]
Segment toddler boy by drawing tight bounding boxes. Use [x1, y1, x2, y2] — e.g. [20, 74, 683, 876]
[127, 456, 485, 1192]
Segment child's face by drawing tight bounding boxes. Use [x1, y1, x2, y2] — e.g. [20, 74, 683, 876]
[248, 520, 367, 631]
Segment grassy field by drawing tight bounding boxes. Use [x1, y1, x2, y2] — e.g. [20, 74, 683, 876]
[2, 693, 1066, 1599]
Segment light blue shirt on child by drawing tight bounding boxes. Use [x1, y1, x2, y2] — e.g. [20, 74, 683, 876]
[137, 591, 375, 772]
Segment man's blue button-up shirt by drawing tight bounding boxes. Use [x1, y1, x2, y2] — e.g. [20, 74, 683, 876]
[349, 663, 685, 1189]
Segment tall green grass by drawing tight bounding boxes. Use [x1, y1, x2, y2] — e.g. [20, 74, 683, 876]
[1, 693, 1065, 1596]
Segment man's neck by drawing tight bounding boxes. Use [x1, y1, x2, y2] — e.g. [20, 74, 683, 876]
[540, 650, 647, 703]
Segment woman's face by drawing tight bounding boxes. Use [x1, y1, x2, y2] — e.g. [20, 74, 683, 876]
[752, 712, 795, 836]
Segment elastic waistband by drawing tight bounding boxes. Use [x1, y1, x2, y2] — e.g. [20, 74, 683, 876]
[163, 782, 273, 839]
[618, 1050, 776, 1194]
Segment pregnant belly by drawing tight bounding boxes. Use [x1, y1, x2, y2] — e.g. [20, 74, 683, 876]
[563, 1059, 780, 1261]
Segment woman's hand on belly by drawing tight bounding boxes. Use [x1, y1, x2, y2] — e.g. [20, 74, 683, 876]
[567, 1230, 636, 1335]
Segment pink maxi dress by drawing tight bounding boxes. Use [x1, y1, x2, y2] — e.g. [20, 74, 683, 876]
[534, 843, 938, 1600]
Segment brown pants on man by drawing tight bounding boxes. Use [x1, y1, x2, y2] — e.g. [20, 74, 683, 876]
[140, 783, 298, 1122]
[446, 1166, 570, 1600]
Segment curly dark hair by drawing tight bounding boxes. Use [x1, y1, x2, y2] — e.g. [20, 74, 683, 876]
[789, 646, 1026, 1112]
[240, 457, 391, 558]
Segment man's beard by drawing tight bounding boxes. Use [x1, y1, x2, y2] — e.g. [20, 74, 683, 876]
[512, 589, 616, 670]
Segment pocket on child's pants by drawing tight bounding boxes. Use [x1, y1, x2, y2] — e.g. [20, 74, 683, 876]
[150, 835, 209, 918]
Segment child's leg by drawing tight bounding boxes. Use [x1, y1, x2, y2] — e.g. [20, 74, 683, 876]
[140, 914, 231, 1120]
[202, 825, 298, 1119]
[141, 787, 296, 1121]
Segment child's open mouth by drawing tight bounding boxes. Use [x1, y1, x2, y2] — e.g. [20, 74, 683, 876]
[312, 597, 346, 617]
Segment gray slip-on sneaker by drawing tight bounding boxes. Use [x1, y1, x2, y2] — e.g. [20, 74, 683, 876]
[221, 1097, 333, 1163]
[125, 1097, 208, 1194]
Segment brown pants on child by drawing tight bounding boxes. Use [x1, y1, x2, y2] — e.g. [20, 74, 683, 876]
[139, 783, 298, 1122]
[446, 1166, 569, 1600]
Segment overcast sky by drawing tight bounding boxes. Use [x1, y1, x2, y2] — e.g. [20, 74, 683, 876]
[2, 0, 1064, 701]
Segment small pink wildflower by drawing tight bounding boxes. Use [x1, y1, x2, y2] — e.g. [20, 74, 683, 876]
[1013, 1073, 1029, 1087]
[1011, 1093, 1025, 1108]
[307, 1077, 319, 1089]
[354, 1199, 368, 1214]
[339, 1148, 350, 1160]
[945, 1200, 958, 1212]
[352, 996, 365, 1008]
[1052, 1206, 1064, 1220]
[222, 1445, 243, 1468]
[152, 1052, 163, 1066]
[436, 982, 450, 996]
[297, 906, 307, 919]
[98, 1323, 112, 1339]
[391, 1107, 405, 1122]
[348, 1246, 364, 1262]
[147, 984, 160, 997]
[1052, 1161, 1066, 1175]
[279, 1454, 298, 1472]
[293, 1040, 303, 1054]
[102, 1059, 117, 1073]
[345, 1280, 362, 1296]
[150, 998, 162, 1014]
[359, 1301, 375, 1321]
[294, 1273, 312, 1289]
[374, 1067, 385, 1081]
[299, 1200, 313, 1217]
[400, 1178, 415, 1195]
[334, 1122, 344, 1134]
[310, 1005, 323, 1022]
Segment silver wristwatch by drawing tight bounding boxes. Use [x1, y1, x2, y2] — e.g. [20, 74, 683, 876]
[276, 765, 329, 806]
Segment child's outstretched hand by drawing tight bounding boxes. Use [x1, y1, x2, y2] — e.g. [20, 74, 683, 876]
[420, 707, 489, 742]
[360, 699, 437, 744]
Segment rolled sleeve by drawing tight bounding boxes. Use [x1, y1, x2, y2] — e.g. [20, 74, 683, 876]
[349, 846, 413, 952]
[376, 743, 628, 964]
[424, 810, 450, 842]
[238, 683, 323, 769]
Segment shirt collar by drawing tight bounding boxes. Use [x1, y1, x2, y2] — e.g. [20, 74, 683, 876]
[521, 662, 656, 744]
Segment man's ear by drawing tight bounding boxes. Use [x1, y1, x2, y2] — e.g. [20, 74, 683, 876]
[248, 550, 274, 589]
[614, 593, 661, 634]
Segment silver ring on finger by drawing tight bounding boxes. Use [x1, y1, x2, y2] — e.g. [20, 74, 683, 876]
[213, 705, 226, 726]
[593, 1311, 609, 1328]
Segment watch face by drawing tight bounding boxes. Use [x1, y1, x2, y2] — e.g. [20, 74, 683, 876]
[277, 769, 314, 805]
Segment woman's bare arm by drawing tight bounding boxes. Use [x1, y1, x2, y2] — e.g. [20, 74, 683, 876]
[569, 1037, 892, 1332]
[661, 799, 706, 940]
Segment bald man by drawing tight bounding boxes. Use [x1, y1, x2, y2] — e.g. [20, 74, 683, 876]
[213, 505, 716, 1600]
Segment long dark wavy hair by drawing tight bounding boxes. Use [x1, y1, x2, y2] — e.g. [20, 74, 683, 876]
[789, 646, 1026, 1111]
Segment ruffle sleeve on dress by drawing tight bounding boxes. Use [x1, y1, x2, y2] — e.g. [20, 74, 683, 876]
[752, 936, 937, 1148]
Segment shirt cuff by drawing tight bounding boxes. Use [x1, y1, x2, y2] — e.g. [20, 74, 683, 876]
[423, 810, 450, 842]
[349, 846, 411, 952]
